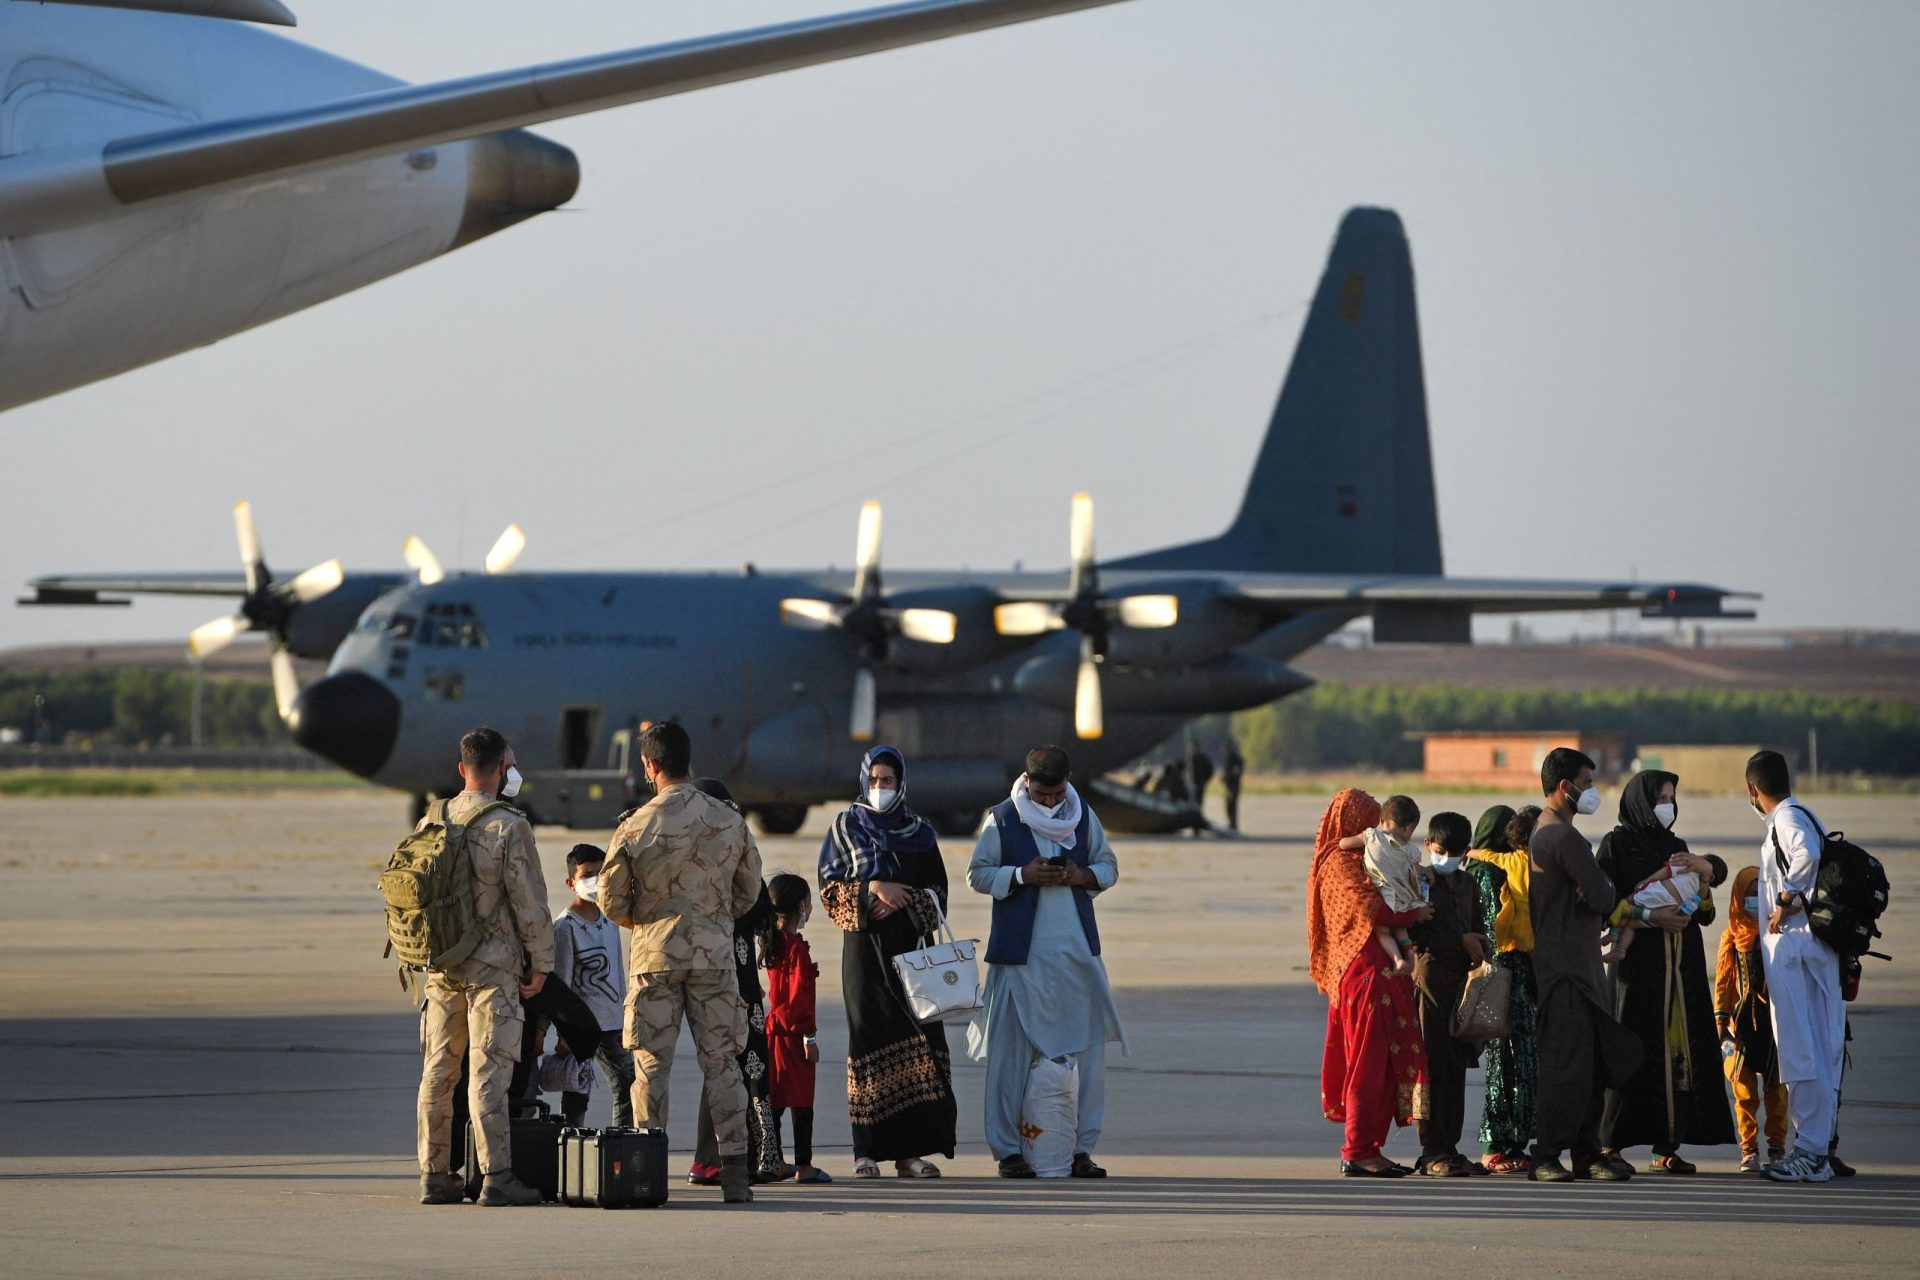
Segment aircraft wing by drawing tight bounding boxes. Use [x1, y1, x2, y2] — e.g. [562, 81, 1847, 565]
[24, 1, 296, 25]
[1212, 574, 1758, 642]
[0, 0, 1131, 236]
[18, 570, 408, 605]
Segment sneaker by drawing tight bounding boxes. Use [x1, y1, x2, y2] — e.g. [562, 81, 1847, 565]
[1763, 1151, 1833, 1183]
[476, 1171, 542, 1206]
[1529, 1156, 1574, 1183]
[1739, 1150, 1762, 1173]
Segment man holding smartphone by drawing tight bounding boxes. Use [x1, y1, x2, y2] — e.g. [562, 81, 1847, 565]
[966, 745, 1128, 1179]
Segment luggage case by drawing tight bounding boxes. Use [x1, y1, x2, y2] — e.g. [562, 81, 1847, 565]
[463, 1100, 565, 1202]
[558, 1126, 669, 1208]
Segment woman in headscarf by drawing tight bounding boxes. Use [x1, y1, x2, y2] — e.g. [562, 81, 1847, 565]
[817, 745, 957, 1179]
[1463, 804, 1540, 1174]
[1595, 769, 1735, 1174]
[1309, 787, 1431, 1177]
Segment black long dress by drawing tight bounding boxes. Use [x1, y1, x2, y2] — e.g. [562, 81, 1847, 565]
[821, 844, 958, 1163]
[1594, 771, 1736, 1155]
[695, 885, 782, 1176]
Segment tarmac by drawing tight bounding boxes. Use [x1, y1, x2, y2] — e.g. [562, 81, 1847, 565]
[1, 789, 1916, 1277]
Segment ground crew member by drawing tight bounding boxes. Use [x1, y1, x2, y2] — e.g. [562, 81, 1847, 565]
[601, 721, 765, 1203]
[417, 727, 555, 1207]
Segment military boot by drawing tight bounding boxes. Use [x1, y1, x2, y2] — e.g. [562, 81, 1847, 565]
[419, 1172, 464, 1205]
[477, 1171, 542, 1206]
[719, 1155, 754, 1204]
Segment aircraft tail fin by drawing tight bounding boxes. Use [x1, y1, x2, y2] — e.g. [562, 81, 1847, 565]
[1111, 207, 1442, 576]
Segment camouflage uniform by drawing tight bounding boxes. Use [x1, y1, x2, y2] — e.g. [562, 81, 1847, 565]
[600, 782, 763, 1156]
[417, 791, 555, 1178]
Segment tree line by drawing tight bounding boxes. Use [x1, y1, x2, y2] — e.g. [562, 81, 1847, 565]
[1227, 684, 1920, 777]
[0, 669, 285, 747]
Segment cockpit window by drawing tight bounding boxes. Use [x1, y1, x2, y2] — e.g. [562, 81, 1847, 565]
[356, 612, 388, 635]
[418, 602, 485, 649]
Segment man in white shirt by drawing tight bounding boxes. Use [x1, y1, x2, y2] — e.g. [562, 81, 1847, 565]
[1747, 749, 1845, 1184]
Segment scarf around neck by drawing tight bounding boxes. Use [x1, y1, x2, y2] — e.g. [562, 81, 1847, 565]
[1011, 773, 1083, 849]
[1306, 787, 1384, 997]
[818, 744, 939, 885]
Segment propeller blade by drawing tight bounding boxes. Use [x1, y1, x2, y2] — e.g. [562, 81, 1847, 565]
[850, 666, 878, 741]
[188, 614, 247, 660]
[1073, 641, 1104, 740]
[233, 500, 265, 594]
[895, 608, 957, 645]
[485, 523, 527, 576]
[1068, 491, 1095, 597]
[994, 601, 1063, 637]
[779, 597, 842, 630]
[851, 500, 882, 600]
[403, 535, 445, 586]
[1115, 593, 1180, 629]
[288, 558, 345, 604]
[270, 647, 301, 723]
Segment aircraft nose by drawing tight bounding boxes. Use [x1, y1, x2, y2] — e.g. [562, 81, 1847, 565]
[290, 672, 402, 779]
[451, 128, 581, 250]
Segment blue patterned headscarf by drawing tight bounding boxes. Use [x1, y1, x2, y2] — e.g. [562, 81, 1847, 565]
[818, 745, 939, 885]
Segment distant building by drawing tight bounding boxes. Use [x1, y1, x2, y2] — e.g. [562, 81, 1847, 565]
[1409, 731, 1627, 788]
[1633, 744, 1794, 794]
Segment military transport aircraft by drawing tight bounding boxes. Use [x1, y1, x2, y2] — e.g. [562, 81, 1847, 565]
[0, 0, 1128, 415]
[22, 209, 1756, 835]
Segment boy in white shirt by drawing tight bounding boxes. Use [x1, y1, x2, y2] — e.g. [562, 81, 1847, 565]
[553, 844, 636, 1127]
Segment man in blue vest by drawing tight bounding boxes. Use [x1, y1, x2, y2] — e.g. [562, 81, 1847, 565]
[966, 745, 1128, 1178]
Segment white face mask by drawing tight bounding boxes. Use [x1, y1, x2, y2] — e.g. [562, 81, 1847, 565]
[501, 766, 523, 799]
[868, 785, 900, 812]
[573, 874, 600, 901]
[1653, 802, 1677, 830]
[1574, 785, 1601, 816]
[1427, 853, 1464, 875]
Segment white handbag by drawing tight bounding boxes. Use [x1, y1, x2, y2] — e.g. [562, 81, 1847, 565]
[890, 898, 983, 1024]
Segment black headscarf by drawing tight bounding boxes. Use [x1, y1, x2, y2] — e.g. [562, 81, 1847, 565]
[1616, 770, 1683, 848]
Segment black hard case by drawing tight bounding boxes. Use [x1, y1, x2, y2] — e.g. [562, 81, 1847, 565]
[462, 1102, 565, 1202]
[558, 1126, 670, 1208]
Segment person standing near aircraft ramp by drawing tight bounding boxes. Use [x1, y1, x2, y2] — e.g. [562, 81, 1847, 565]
[600, 723, 765, 1204]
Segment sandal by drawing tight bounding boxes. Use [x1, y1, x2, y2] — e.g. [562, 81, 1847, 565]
[1650, 1154, 1696, 1175]
[794, 1166, 834, 1184]
[852, 1158, 880, 1179]
[895, 1157, 942, 1179]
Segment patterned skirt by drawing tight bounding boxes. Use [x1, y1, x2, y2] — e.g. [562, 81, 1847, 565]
[1479, 949, 1539, 1154]
[841, 925, 957, 1162]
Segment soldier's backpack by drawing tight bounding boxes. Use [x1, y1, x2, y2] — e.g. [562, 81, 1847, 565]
[1772, 805, 1891, 961]
[379, 798, 512, 971]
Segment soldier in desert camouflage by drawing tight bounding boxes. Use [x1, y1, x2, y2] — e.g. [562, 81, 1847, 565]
[600, 721, 765, 1203]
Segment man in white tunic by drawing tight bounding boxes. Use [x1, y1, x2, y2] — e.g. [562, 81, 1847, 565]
[967, 745, 1128, 1179]
[1747, 749, 1845, 1183]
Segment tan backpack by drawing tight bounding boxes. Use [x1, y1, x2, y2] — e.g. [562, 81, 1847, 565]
[378, 798, 511, 970]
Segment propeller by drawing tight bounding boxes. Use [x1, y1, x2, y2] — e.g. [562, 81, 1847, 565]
[186, 502, 344, 721]
[778, 501, 957, 741]
[993, 492, 1179, 740]
[402, 523, 528, 584]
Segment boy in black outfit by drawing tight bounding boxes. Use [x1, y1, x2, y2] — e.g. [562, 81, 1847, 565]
[1410, 811, 1492, 1176]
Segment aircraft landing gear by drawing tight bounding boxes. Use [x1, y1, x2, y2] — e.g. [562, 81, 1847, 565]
[753, 805, 808, 836]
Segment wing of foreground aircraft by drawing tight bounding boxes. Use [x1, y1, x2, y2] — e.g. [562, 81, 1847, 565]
[0, 0, 1131, 236]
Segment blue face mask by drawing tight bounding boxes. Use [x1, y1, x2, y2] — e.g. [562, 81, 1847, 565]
[1743, 896, 1760, 917]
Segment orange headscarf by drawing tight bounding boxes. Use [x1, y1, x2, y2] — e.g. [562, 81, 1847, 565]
[1307, 788, 1384, 996]
[1725, 864, 1761, 950]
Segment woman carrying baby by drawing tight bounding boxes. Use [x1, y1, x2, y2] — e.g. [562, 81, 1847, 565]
[1594, 769, 1736, 1174]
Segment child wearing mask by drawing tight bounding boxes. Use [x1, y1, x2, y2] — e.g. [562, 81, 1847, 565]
[551, 844, 636, 1127]
[1409, 812, 1492, 1176]
[761, 873, 829, 1183]
[1715, 864, 1789, 1172]
[1339, 794, 1425, 976]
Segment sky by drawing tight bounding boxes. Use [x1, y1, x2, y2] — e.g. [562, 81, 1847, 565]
[5, 0, 1918, 656]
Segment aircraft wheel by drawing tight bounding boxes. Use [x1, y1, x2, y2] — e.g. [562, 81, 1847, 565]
[754, 805, 808, 836]
[930, 809, 984, 840]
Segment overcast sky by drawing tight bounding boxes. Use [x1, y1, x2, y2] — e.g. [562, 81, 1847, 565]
[6, 0, 1917, 656]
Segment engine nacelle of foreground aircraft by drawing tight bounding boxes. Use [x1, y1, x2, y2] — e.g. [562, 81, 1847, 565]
[1011, 648, 1313, 715]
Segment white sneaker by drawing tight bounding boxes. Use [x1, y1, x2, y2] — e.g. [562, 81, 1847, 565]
[1763, 1151, 1833, 1183]
[1738, 1151, 1761, 1173]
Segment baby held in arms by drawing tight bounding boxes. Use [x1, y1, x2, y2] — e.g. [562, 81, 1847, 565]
[1338, 794, 1426, 976]
[1600, 862, 1703, 964]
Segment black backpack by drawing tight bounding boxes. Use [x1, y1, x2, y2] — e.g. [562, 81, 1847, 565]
[1771, 805, 1890, 961]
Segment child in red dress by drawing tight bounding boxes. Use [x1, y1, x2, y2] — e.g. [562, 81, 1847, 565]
[763, 873, 829, 1183]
